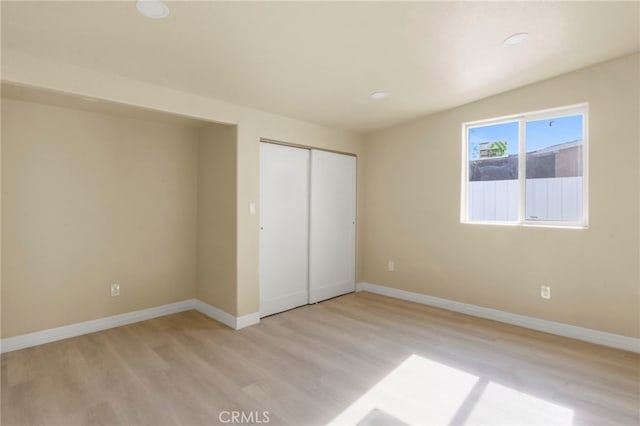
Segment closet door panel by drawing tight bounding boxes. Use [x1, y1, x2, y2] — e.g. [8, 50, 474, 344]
[309, 150, 356, 303]
[259, 143, 310, 317]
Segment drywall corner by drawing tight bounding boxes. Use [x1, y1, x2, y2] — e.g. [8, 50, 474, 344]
[196, 122, 238, 316]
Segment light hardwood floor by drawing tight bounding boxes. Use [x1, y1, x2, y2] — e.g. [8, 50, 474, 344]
[2, 291, 639, 425]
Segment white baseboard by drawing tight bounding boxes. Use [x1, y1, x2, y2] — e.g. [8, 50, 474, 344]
[0, 299, 196, 354]
[10, 283, 633, 354]
[236, 312, 261, 329]
[194, 300, 260, 330]
[1, 299, 261, 353]
[194, 300, 236, 329]
[356, 282, 640, 353]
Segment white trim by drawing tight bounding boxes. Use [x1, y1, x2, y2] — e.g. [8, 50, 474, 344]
[356, 282, 640, 353]
[581, 105, 590, 227]
[1, 299, 262, 353]
[194, 300, 236, 329]
[236, 312, 261, 330]
[195, 300, 260, 330]
[0, 299, 196, 353]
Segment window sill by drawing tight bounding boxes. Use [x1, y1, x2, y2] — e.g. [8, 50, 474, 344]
[461, 220, 588, 230]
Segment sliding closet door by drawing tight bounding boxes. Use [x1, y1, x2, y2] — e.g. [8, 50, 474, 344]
[259, 143, 310, 317]
[309, 150, 357, 303]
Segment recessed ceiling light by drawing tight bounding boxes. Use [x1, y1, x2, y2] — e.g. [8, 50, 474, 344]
[136, 0, 170, 19]
[503, 32, 529, 46]
[370, 91, 387, 100]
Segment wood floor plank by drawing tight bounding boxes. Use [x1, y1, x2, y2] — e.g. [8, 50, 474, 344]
[2, 292, 639, 425]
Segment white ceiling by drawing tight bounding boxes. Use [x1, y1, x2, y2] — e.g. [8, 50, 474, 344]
[2, 1, 639, 133]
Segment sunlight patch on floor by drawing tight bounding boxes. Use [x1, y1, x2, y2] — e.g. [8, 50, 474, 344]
[327, 354, 573, 426]
[464, 381, 574, 425]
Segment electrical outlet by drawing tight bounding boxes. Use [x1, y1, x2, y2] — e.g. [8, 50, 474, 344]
[388, 261, 395, 272]
[111, 283, 120, 297]
[541, 285, 551, 300]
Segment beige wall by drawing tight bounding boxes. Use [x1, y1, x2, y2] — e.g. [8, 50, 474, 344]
[362, 53, 640, 338]
[197, 123, 238, 315]
[1, 49, 364, 325]
[1, 49, 636, 339]
[1, 98, 200, 337]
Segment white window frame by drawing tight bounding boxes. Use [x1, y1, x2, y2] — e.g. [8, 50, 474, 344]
[460, 103, 589, 229]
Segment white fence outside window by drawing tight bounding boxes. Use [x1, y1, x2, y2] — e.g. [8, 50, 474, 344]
[468, 177, 583, 222]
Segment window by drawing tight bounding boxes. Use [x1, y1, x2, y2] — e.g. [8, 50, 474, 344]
[461, 104, 588, 228]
